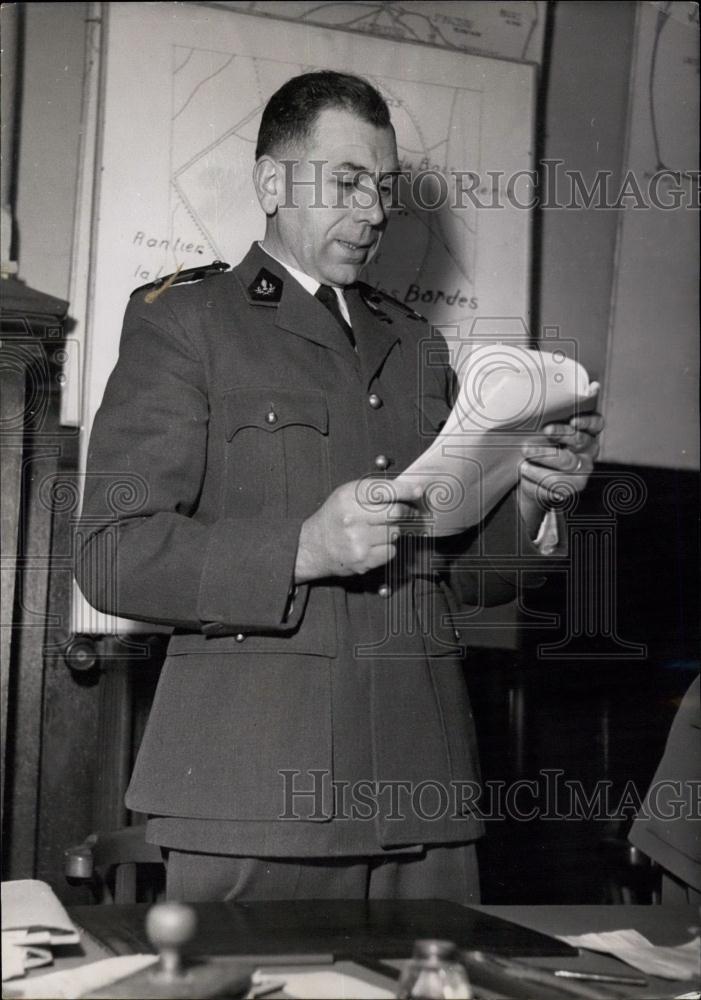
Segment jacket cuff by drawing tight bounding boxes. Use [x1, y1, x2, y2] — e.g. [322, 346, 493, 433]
[197, 518, 309, 633]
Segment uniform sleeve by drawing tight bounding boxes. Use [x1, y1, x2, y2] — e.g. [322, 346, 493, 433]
[75, 295, 308, 633]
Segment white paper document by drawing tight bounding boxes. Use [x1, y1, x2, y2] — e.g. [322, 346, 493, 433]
[2, 880, 82, 984]
[559, 929, 701, 982]
[281, 969, 395, 999]
[1, 881, 80, 946]
[395, 345, 599, 536]
[1, 932, 53, 983]
[2, 955, 158, 999]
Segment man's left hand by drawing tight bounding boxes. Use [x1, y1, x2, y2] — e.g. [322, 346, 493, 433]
[518, 413, 604, 520]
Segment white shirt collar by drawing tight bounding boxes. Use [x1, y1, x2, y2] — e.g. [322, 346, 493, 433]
[258, 243, 351, 325]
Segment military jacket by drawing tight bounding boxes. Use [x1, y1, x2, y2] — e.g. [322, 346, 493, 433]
[76, 243, 543, 853]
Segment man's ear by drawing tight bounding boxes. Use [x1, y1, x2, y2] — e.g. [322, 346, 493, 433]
[253, 155, 281, 216]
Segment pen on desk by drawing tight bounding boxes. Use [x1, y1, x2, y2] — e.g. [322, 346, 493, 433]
[554, 969, 648, 986]
[462, 951, 619, 999]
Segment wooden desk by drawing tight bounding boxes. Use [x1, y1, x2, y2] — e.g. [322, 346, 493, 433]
[11, 904, 700, 999]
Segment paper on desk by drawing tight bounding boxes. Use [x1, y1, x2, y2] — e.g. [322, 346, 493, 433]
[2, 880, 83, 986]
[394, 345, 598, 536]
[1, 881, 80, 946]
[3, 955, 158, 999]
[559, 929, 701, 981]
[1, 932, 52, 982]
[281, 970, 395, 999]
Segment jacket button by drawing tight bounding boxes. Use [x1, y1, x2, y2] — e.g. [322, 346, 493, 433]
[368, 393, 382, 409]
[235, 633, 246, 642]
[265, 410, 278, 425]
[378, 583, 392, 599]
[374, 454, 390, 470]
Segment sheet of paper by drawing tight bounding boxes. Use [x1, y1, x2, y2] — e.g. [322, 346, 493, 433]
[281, 969, 395, 999]
[2, 955, 158, 999]
[1, 931, 52, 983]
[559, 929, 701, 981]
[395, 345, 598, 536]
[1, 881, 80, 946]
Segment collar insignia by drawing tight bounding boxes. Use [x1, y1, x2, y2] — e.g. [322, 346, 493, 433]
[248, 268, 282, 303]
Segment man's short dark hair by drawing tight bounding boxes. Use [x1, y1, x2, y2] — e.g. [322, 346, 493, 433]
[255, 70, 391, 160]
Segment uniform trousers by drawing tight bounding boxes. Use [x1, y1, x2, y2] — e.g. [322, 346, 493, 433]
[164, 843, 480, 905]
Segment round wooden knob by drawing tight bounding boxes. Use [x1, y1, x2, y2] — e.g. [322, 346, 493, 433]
[146, 902, 197, 980]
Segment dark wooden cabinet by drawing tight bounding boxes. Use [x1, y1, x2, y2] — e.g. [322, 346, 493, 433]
[1, 278, 100, 898]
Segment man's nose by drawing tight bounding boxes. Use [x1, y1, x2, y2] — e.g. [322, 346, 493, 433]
[353, 183, 387, 226]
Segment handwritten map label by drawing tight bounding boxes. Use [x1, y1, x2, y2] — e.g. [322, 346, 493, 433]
[132, 231, 205, 255]
[405, 284, 479, 309]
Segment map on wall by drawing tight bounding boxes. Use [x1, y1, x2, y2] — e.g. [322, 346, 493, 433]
[75, 2, 535, 632]
[171, 48, 485, 327]
[210, 1, 547, 63]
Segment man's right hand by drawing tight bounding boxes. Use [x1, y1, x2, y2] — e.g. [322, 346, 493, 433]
[294, 478, 424, 583]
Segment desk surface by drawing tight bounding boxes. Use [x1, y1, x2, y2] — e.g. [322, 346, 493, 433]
[68, 899, 578, 961]
[477, 906, 699, 998]
[14, 904, 701, 999]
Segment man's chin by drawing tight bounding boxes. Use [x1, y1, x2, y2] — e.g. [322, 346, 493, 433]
[323, 261, 366, 287]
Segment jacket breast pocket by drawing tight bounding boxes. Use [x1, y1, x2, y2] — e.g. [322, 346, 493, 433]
[222, 386, 330, 517]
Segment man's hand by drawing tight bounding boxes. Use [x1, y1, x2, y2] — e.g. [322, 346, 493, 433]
[295, 478, 423, 583]
[518, 413, 604, 529]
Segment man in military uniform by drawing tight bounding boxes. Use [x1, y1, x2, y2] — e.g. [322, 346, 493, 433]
[77, 71, 602, 902]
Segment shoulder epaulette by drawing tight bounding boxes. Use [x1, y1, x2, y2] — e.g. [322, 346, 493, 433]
[131, 260, 230, 302]
[357, 282, 426, 323]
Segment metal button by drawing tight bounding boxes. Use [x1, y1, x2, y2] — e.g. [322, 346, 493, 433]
[368, 393, 382, 409]
[378, 583, 392, 599]
[265, 410, 278, 425]
[374, 454, 390, 470]
[454, 628, 461, 641]
[235, 633, 246, 643]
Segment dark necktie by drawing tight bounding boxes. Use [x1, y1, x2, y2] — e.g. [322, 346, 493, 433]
[315, 284, 356, 350]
